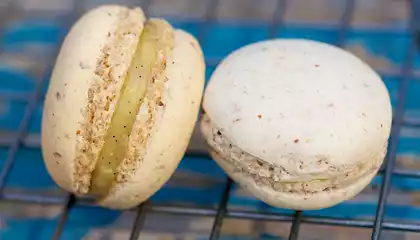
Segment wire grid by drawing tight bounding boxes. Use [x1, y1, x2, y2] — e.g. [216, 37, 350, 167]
[0, 0, 419, 239]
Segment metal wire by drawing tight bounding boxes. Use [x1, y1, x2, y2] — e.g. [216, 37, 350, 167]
[268, 0, 287, 38]
[371, 1, 419, 238]
[128, 201, 150, 240]
[52, 194, 76, 240]
[0, 0, 419, 239]
[0, 0, 49, 190]
[0, 2, 14, 54]
[122, 1, 165, 238]
[197, 0, 220, 46]
[286, 1, 356, 239]
[4, 191, 420, 232]
[288, 211, 302, 240]
[0, 0, 71, 192]
[0, 87, 41, 192]
[209, 178, 233, 240]
[337, 0, 355, 47]
[44, 2, 86, 239]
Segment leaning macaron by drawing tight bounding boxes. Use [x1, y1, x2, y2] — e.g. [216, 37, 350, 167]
[200, 39, 392, 210]
[41, 5, 205, 209]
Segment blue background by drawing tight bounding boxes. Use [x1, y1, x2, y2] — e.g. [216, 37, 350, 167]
[0, 4, 420, 240]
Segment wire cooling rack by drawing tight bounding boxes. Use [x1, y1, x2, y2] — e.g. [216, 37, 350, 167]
[0, 0, 420, 239]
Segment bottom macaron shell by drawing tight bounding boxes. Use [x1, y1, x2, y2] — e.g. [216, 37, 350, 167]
[209, 148, 379, 210]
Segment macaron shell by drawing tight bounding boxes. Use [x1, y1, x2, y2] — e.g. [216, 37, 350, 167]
[98, 29, 205, 209]
[202, 39, 392, 176]
[210, 147, 379, 210]
[41, 5, 145, 193]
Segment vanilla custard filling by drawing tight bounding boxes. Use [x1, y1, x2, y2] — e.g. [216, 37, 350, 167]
[90, 19, 174, 196]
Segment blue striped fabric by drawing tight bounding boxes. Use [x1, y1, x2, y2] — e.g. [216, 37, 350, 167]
[0, 11, 419, 240]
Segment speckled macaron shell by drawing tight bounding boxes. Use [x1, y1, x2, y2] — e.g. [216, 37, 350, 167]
[201, 39, 392, 210]
[41, 5, 205, 209]
[42, 5, 145, 195]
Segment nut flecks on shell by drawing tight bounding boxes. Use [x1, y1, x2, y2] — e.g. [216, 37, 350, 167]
[200, 39, 392, 210]
[41, 5, 205, 209]
[201, 113, 386, 194]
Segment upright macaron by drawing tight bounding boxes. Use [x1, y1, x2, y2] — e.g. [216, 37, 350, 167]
[201, 39, 392, 210]
[41, 5, 205, 209]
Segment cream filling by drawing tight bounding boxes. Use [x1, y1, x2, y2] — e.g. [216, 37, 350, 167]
[75, 17, 174, 197]
[89, 19, 174, 196]
[201, 114, 384, 194]
[74, 8, 143, 195]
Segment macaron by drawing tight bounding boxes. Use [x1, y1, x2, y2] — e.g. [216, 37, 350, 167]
[200, 39, 392, 210]
[41, 5, 205, 209]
